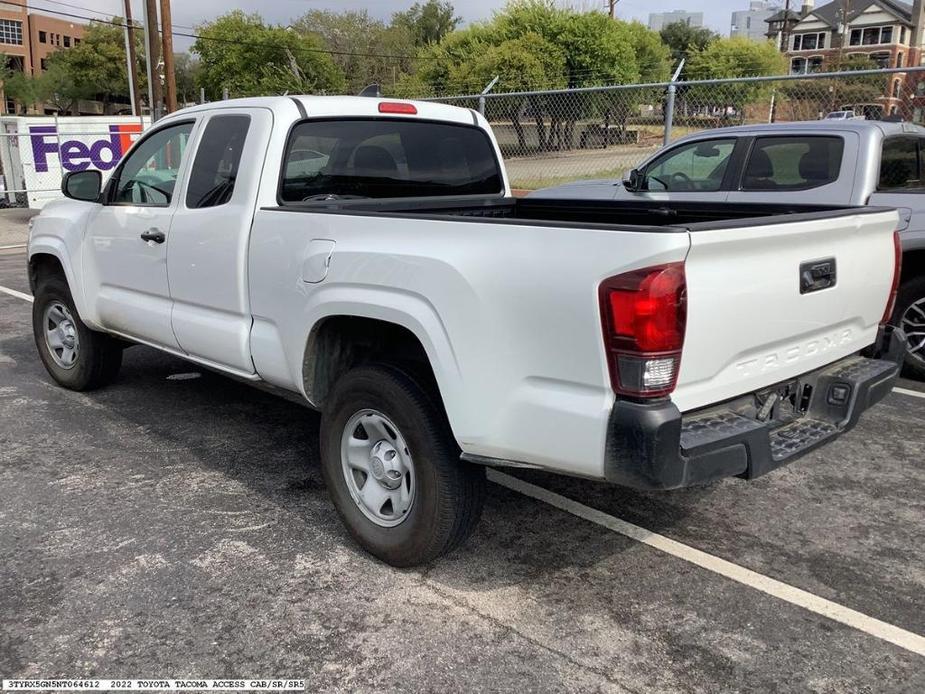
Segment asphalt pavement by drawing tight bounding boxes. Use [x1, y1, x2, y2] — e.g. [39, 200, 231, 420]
[1, 244, 923, 693]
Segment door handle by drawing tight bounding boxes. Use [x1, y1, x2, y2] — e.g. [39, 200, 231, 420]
[140, 228, 166, 244]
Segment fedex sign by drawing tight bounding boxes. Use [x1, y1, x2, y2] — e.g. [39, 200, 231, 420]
[29, 123, 143, 173]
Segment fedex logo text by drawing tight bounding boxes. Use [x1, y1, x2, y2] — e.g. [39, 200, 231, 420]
[30, 124, 143, 173]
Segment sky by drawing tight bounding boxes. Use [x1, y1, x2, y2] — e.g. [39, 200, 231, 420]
[30, 0, 750, 50]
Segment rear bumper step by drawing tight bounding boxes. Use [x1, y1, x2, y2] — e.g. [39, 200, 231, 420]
[604, 326, 906, 490]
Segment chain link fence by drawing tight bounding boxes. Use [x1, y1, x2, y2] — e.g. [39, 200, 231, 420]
[429, 65, 925, 191]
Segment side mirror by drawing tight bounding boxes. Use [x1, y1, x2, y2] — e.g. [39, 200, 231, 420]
[623, 168, 643, 192]
[62, 170, 102, 202]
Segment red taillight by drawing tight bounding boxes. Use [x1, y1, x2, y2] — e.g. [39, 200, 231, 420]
[881, 230, 903, 324]
[378, 101, 417, 115]
[599, 263, 687, 398]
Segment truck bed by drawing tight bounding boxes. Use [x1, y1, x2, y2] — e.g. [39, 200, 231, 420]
[269, 195, 878, 231]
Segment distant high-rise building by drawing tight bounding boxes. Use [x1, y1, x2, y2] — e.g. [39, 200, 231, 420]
[731, 1, 779, 41]
[648, 10, 704, 32]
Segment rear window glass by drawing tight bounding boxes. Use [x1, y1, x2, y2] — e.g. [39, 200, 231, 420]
[279, 119, 503, 202]
[741, 136, 843, 191]
[879, 137, 922, 190]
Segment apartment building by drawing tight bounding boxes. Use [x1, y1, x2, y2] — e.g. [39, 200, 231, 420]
[648, 10, 704, 32]
[0, 1, 85, 113]
[731, 1, 780, 42]
[779, 0, 925, 118]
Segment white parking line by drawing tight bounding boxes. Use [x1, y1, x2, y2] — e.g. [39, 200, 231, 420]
[0, 283, 33, 303]
[488, 470, 925, 658]
[894, 386, 925, 400]
[0, 243, 27, 250]
[1, 280, 924, 657]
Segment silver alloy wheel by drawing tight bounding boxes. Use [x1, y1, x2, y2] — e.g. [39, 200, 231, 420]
[340, 409, 415, 527]
[43, 301, 80, 370]
[901, 296, 925, 367]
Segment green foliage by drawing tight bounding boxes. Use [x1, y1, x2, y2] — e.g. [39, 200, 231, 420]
[392, 0, 460, 46]
[779, 54, 885, 119]
[291, 10, 415, 94]
[659, 21, 718, 63]
[192, 11, 344, 99]
[685, 37, 787, 116]
[41, 20, 146, 112]
[173, 53, 200, 105]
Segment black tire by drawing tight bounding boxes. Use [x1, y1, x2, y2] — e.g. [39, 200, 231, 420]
[893, 275, 925, 381]
[32, 275, 123, 391]
[320, 364, 485, 567]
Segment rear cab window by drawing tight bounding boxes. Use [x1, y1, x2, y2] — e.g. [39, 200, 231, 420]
[741, 136, 844, 191]
[878, 136, 923, 190]
[278, 118, 503, 203]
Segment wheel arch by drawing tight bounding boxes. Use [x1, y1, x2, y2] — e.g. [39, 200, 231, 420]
[300, 309, 464, 437]
[27, 238, 93, 324]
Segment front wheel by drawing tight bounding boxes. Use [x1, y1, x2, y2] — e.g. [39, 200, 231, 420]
[894, 275, 925, 380]
[32, 276, 123, 391]
[320, 365, 485, 567]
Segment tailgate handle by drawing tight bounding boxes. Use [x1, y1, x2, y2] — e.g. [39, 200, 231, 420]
[800, 258, 836, 294]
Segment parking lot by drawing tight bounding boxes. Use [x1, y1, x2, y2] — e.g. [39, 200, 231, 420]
[1, 216, 924, 692]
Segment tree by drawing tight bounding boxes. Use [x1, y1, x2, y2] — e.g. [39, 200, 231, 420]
[659, 21, 718, 63]
[686, 37, 787, 122]
[192, 11, 344, 99]
[42, 19, 145, 113]
[291, 10, 415, 93]
[779, 54, 885, 120]
[173, 53, 200, 106]
[392, 1, 460, 46]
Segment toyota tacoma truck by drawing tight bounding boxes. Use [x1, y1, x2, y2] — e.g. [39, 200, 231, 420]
[27, 96, 906, 566]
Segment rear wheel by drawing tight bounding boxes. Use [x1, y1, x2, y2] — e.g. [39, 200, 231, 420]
[32, 276, 122, 391]
[319, 364, 485, 567]
[895, 276, 925, 380]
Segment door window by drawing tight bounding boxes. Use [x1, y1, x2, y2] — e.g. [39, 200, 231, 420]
[111, 122, 193, 206]
[185, 115, 250, 208]
[741, 136, 843, 191]
[643, 139, 735, 192]
[878, 137, 922, 190]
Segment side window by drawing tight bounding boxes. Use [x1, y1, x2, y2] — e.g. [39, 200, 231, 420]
[644, 139, 735, 192]
[112, 122, 193, 206]
[741, 136, 843, 191]
[186, 115, 250, 209]
[878, 137, 921, 190]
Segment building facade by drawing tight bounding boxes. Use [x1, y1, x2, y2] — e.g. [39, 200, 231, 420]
[0, 1, 85, 114]
[731, 1, 780, 42]
[648, 10, 704, 32]
[777, 0, 925, 119]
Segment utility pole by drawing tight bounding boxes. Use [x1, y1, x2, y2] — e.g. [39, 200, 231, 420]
[160, 0, 177, 112]
[122, 0, 140, 117]
[142, 0, 162, 120]
[780, 0, 791, 53]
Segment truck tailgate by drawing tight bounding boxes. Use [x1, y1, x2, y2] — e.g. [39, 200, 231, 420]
[672, 209, 898, 413]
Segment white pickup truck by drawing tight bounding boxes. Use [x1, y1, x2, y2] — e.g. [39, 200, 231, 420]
[27, 96, 906, 566]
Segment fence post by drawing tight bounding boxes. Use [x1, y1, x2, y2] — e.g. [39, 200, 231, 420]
[663, 84, 676, 147]
[200, 87, 205, 104]
[222, 87, 229, 101]
[663, 59, 684, 147]
[478, 76, 499, 116]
